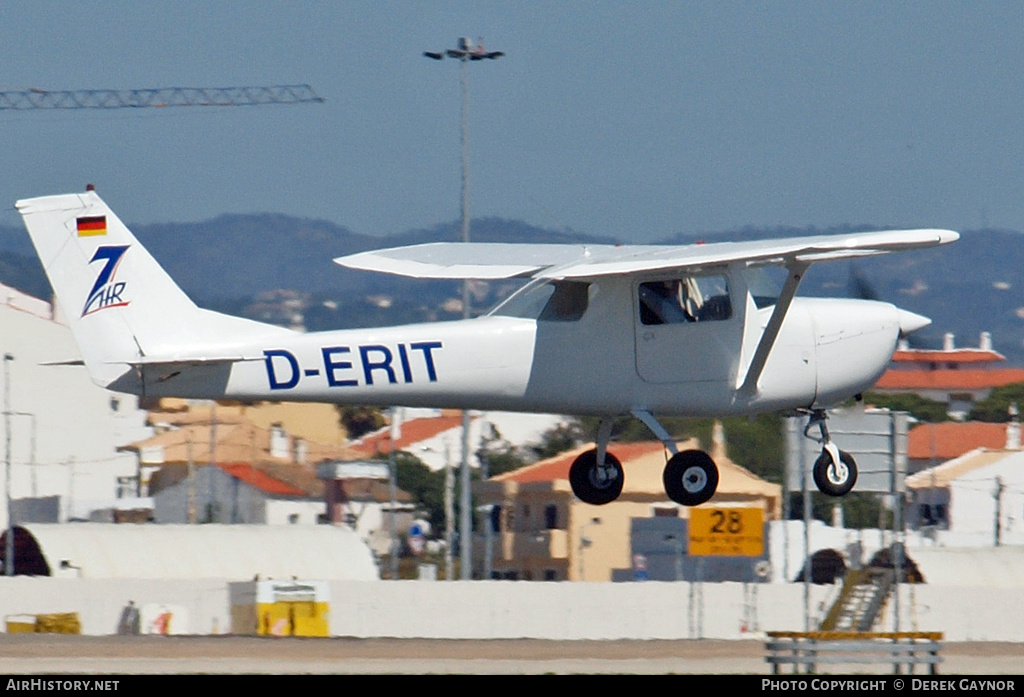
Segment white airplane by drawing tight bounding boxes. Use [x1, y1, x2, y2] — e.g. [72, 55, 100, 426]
[17, 190, 958, 506]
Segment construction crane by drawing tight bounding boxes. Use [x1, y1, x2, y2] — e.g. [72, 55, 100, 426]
[0, 84, 323, 111]
[0, 81, 323, 578]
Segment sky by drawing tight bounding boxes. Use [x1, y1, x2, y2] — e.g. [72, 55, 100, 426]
[0, 2, 1022, 243]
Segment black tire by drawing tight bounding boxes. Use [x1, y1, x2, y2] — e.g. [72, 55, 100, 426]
[568, 450, 624, 505]
[663, 450, 719, 506]
[813, 448, 858, 497]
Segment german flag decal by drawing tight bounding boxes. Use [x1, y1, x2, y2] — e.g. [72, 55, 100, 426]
[76, 215, 107, 237]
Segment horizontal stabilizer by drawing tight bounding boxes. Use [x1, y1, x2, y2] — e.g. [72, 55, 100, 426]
[120, 354, 263, 367]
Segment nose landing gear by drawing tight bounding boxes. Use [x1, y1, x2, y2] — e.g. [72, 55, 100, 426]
[805, 409, 858, 496]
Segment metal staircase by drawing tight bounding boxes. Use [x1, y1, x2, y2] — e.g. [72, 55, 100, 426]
[820, 567, 896, 631]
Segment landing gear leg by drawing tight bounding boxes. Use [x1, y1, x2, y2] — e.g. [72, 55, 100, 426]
[569, 418, 624, 505]
[804, 409, 858, 497]
[633, 409, 719, 506]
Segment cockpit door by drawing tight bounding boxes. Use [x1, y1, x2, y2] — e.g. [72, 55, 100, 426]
[634, 269, 744, 384]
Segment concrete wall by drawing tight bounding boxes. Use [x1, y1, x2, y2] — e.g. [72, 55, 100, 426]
[0, 577, 1019, 642]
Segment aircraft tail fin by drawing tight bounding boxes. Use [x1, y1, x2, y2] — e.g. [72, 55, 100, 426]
[17, 190, 290, 389]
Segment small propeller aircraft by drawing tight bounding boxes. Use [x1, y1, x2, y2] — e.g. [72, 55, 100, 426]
[18, 190, 957, 506]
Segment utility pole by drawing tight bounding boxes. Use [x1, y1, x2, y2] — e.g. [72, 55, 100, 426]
[388, 407, 400, 580]
[3, 354, 13, 576]
[995, 476, 1005, 547]
[424, 37, 503, 579]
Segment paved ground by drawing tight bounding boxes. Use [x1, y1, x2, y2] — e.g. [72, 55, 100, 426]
[0, 635, 1021, 674]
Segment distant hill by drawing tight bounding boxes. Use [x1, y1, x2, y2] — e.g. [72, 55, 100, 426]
[1, 215, 1022, 364]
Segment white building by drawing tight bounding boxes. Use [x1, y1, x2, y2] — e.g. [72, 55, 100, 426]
[18, 523, 378, 580]
[151, 463, 327, 526]
[0, 285, 152, 524]
[318, 460, 416, 558]
[905, 447, 1024, 547]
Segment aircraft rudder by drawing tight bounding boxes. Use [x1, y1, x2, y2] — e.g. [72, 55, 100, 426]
[16, 190, 200, 387]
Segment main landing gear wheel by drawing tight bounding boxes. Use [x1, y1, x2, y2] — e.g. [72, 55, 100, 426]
[569, 450, 624, 505]
[813, 448, 858, 497]
[663, 450, 719, 506]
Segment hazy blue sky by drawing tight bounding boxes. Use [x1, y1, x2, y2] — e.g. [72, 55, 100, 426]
[0, 2, 1022, 242]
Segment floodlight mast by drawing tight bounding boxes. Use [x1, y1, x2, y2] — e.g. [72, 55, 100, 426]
[424, 37, 503, 580]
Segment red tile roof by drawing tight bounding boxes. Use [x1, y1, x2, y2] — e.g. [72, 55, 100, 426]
[874, 368, 1024, 391]
[907, 422, 1009, 460]
[891, 349, 1004, 364]
[219, 463, 308, 497]
[349, 413, 466, 456]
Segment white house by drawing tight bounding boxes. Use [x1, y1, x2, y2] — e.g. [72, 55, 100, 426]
[0, 285, 152, 524]
[151, 463, 327, 526]
[905, 447, 1024, 547]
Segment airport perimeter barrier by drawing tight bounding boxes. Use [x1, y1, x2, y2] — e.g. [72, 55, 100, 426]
[765, 631, 943, 675]
[5, 612, 81, 634]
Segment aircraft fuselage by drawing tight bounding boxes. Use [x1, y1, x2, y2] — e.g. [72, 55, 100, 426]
[135, 272, 905, 419]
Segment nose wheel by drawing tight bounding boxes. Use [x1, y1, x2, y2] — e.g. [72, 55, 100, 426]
[804, 409, 858, 497]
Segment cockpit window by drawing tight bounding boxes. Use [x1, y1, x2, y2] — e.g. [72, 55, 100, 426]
[638, 274, 732, 325]
[490, 280, 592, 322]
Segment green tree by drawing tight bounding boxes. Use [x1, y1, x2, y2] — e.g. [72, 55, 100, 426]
[968, 382, 1024, 422]
[479, 445, 529, 477]
[337, 405, 387, 439]
[789, 491, 893, 530]
[390, 451, 446, 534]
[714, 414, 784, 483]
[861, 391, 948, 423]
[572, 413, 784, 483]
[530, 421, 588, 459]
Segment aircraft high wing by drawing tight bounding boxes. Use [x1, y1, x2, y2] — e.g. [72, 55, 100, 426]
[17, 190, 958, 507]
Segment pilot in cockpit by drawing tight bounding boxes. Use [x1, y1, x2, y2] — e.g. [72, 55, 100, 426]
[639, 280, 693, 325]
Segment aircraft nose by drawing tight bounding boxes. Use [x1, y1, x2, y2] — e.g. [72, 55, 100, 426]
[896, 308, 931, 336]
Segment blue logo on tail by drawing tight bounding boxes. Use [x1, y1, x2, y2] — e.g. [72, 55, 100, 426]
[82, 245, 130, 317]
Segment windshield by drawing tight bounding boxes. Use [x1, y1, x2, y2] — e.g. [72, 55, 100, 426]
[744, 266, 787, 309]
[490, 280, 592, 321]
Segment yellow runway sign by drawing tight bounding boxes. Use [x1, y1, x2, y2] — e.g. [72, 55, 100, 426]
[688, 508, 764, 556]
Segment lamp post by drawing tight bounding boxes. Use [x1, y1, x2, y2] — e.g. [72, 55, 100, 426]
[424, 37, 503, 579]
[388, 407, 400, 580]
[3, 353, 13, 576]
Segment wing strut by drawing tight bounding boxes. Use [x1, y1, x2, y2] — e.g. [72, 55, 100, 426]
[737, 260, 810, 395]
